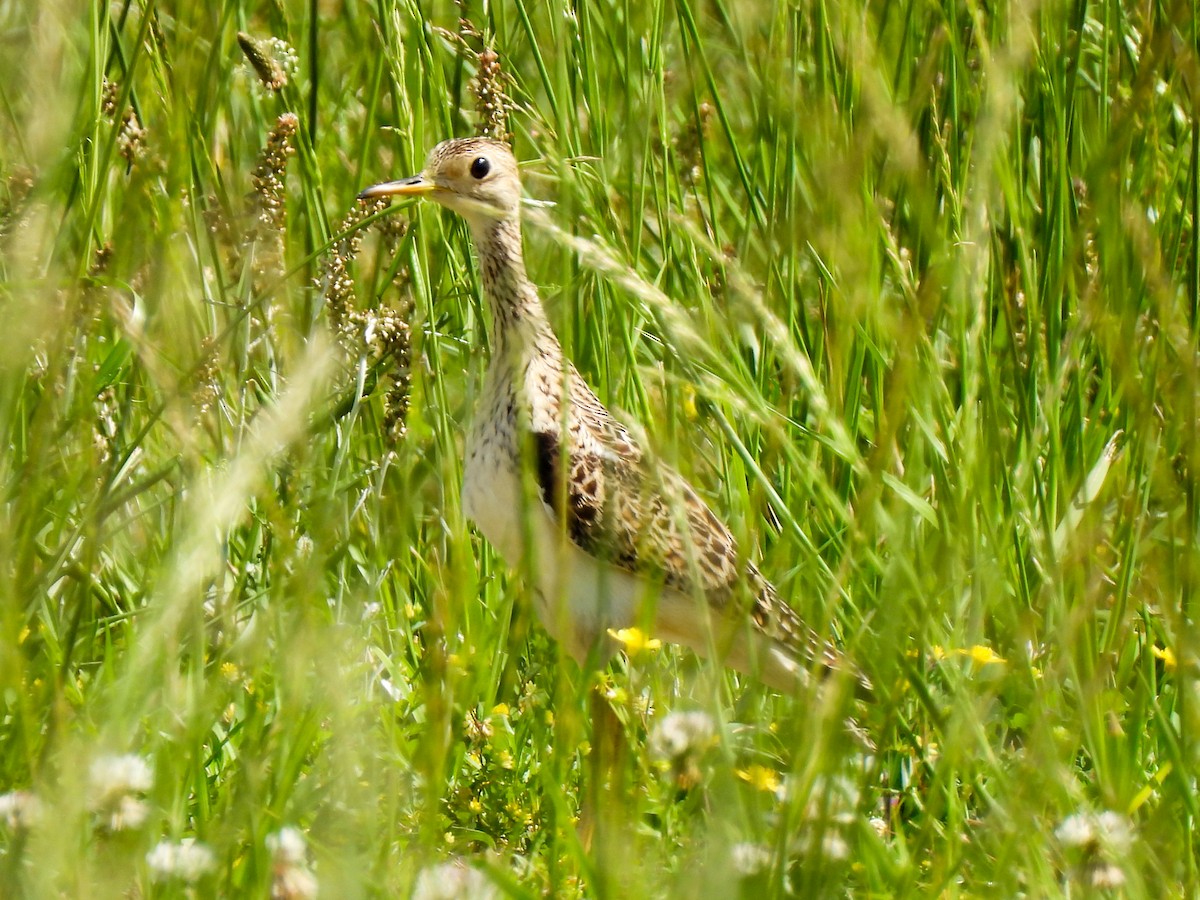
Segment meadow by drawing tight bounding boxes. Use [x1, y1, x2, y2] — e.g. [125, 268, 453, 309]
[0, 0, 1197, 896]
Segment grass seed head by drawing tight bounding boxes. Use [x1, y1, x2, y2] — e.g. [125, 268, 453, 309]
[251, 113, 299, 240]
[101, 79, 146, 165]
[473, 49, 512, 143]
[237, 32, 294, 92]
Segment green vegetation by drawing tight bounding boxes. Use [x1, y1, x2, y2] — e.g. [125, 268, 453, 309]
[1, 0, 1197, 895]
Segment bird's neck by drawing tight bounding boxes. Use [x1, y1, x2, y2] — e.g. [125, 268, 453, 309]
[468, 216, 558, 358]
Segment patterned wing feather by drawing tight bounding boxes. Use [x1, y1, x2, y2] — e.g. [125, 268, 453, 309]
[531, 370, 845, 675]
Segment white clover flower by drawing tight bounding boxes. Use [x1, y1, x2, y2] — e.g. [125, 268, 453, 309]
[1056, 812, 1095, 848]
[267, 826, 308, 865]
[1089, 861, 1126, 889]
[1056, 809, 1133, 852]
[88, 754, 153, 831]
[1093, 811, 1133, 852]
[108, 794, 151, 831]
[650, 710, 718, 788]
[1057, 808, 1135, 891]
[649, 710, 715, 762]
[0, 790, 42, 829]
[89, 753, 153, 799]
[268, 826, 318, 899]
[412, 860, 498, 900]
[273, 866, 319, 900]
[146, 838, 216, 882]
[820, 832, 850, 862]
[730, 841, 771, 877]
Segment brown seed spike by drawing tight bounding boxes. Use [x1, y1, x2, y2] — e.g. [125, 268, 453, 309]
[473, 50, 512, 142]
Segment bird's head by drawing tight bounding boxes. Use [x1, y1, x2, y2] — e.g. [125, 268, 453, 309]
[359, 138, 522, 223]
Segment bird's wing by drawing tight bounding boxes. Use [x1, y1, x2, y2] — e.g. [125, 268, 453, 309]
[531, 370, 839, 671]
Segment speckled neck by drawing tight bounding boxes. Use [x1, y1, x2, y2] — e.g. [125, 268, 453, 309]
[468, 216, 556, 354]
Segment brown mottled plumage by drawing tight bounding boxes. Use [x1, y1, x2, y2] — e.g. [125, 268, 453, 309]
[361, 138, 860, 693]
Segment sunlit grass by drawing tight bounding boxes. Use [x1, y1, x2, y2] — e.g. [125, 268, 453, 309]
[1, 0, 1197, 896]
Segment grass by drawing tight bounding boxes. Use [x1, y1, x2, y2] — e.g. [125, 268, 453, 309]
[0, 0, 1197, 895]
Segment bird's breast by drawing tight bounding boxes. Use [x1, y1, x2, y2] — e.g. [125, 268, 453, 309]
[462, 383, 524, 566]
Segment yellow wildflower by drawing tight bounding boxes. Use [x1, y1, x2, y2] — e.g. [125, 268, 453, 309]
[1152, 646, 1177, 671]
[682, 385, 698, 420]
[736, 764, 781, 793]
[607, 627, 662, 654]
[960, 645, 1006, 666]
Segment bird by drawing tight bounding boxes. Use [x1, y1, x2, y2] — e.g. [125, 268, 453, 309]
[360, 138, 859, 694]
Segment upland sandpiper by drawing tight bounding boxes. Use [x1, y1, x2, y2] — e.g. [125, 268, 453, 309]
[361, 138, 857, 693]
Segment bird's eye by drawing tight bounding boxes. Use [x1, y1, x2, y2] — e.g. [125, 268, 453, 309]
[469, 157, 491, 179]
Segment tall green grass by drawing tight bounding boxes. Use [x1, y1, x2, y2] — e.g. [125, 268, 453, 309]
[0, 0, 1196, 895]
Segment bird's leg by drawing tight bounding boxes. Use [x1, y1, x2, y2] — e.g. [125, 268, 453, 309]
[578, 667, 630, 893]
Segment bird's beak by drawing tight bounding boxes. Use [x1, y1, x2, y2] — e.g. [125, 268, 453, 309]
[357, 174, 437, 201]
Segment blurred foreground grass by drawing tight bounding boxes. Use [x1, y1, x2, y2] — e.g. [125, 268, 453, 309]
[1, 0, 1198, 896]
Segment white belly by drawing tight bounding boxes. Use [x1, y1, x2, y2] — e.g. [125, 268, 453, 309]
[461, 420, 649, 660]
[461, 434, 525, 567]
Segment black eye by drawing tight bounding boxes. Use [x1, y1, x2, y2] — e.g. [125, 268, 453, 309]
[469, 157, 491, 179]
